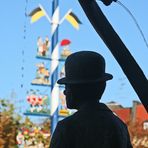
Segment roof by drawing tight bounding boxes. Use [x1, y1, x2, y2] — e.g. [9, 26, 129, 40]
[135, 104, 148, 123]
[113, 108, 131, 123]
[106, 101, 123, 110]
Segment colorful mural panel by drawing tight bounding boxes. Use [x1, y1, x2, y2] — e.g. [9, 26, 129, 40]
[60, 39, 72, 59]
[26, 89, 50, 114]
[37, 36, 50, 58]
[32, 63, 50, 86]
[59, 90, 77, 117]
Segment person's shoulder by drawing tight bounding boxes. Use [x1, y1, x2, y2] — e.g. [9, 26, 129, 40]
[58, 112, 79, 125]
[97, 103, 127, 126]
[105, 108, 128, 131]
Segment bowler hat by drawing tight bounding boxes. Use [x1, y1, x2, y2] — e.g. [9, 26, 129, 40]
[57, 51, 113, 84]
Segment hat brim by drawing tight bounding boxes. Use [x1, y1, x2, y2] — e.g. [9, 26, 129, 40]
[57, 73, 113, 84]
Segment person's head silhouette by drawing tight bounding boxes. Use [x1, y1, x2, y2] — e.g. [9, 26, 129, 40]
[57, 51, 113, 109]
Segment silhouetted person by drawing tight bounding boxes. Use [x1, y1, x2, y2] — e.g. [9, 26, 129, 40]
[50, 51, 132, 148]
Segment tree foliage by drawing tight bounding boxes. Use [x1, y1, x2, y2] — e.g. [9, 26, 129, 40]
[0, 99, 51, 147]
[0, 99, 21, 148]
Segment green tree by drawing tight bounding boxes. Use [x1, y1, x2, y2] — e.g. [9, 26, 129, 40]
[0, 99, 21, 148]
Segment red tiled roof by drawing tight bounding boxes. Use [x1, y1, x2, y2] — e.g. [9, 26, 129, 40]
[107, 101, 148, 124]
[113, 108, 131, 123]
[135, 104, 148, 123]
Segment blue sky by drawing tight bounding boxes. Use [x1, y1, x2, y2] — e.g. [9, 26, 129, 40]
[0, 0, 148, 111]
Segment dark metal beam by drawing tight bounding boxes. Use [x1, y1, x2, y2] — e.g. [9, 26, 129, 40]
[78, 0, 148, 112]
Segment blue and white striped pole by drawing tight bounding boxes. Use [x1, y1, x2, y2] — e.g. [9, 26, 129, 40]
[50, 0, 60, 134]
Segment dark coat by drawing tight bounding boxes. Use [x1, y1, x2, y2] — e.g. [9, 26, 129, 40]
[50, 102, 132, 148]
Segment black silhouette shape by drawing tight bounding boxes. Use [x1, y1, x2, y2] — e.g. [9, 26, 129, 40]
[50, 51, 132, 148]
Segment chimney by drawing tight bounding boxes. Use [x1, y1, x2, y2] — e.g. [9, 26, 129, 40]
[131, 100, 140, 123]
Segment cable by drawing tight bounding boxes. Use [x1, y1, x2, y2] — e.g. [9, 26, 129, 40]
[116, 1, 148, 49]
[98, 0, 148, 49]
[21, 0, 28, 88]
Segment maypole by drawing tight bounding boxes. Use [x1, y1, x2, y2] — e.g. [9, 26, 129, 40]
[50, 0, 60, 134]
[28, 0, 81, 135]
